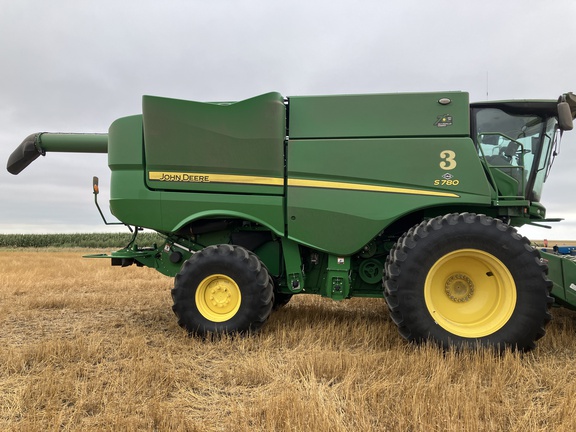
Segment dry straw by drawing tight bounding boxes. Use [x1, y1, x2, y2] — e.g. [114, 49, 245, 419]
[1, 250, 576, 431]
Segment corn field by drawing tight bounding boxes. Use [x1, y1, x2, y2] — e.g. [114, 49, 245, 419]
[0, 232, 162, 249]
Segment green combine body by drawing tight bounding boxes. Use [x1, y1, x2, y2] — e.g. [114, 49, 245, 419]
[8, 90, 576, 351]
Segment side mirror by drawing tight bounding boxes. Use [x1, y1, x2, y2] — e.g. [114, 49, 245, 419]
[558, 101, 573, 131]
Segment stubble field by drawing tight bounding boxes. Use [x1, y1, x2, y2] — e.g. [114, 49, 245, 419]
[2, 249, 576, 431]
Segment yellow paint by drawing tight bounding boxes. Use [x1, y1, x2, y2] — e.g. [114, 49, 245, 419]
[424, 249, 517, 338]
[148, 171, 459, 198]
[195, 274, 242, 322]
[148, 171, 283, 185]
[288, 178, 459, 198]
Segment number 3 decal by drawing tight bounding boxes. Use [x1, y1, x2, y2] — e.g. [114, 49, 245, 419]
[439, 150, 457, 170]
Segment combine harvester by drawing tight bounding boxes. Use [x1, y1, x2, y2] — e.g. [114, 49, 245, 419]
[7, 90, 576, 351]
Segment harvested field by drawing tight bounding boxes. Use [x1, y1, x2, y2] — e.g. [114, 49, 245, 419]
[2, 249, 576, 431]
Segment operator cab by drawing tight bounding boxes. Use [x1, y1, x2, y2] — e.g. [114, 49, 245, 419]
[471, 96, 574, 203]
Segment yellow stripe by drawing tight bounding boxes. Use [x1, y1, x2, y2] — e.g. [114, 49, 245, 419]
[288, 178, 459, 198]
[148, 171, 459, 198]
[148, 171, 284, 186]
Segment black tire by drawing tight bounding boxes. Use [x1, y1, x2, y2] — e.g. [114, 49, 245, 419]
[171, 244, 273, 336]
[273, 291, 293, 310]
[384, 213, 552, 351]
[267, 276, 293, 310]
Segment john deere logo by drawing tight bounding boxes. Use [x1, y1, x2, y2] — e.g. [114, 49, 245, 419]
[435, 114, 453, 127]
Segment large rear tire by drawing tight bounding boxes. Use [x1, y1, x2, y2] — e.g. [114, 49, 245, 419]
[384, 213, 552, 351]
[172, 244, 273, 336]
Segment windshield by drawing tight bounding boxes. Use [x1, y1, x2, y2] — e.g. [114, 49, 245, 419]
[474, 108, 558, 202]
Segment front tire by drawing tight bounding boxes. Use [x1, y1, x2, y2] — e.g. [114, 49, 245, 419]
[171, 244, 274, 336]
[384, 213, 552, 351]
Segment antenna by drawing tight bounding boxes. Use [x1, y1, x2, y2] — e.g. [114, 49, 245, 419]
[486, 71, 489, 100]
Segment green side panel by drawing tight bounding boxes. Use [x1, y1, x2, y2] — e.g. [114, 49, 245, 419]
[253, 240, 282, 277]
[143, 92, 285, 195]
[287, 137, 492, 254]
[544, 251, 576, 309]
[108, 114, 284, 235]
[159, 191, 285, 236]
[289, 92, 469, 139]
[108, 115, 143, 171]
[108, 115, 164, 229]
[489, 167, 521, 198]
[561, 258, 576, 306]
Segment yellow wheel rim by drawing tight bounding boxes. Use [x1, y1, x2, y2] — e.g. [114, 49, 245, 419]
[195, 274, 242, 322]
[424, 249, 516, 338]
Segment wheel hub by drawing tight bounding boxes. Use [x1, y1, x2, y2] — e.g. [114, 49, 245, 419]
[210, 284, 233, 308]
[445, 273, 474, 303]
[196, 274, 242, 322]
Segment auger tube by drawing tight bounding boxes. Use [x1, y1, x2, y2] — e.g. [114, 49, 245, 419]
[7, 132, 108, 175]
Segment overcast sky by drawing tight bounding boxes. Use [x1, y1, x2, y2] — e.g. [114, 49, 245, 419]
[2, 0, 576, 240]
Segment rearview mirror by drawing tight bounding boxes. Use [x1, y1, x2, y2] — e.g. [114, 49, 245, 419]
[558, 101, 573, 131]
